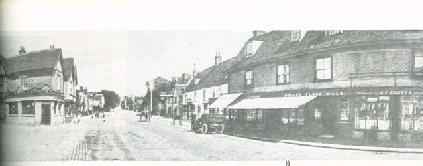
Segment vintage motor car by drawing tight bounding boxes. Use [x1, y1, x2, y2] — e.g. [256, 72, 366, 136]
[191, 114, 225, 134]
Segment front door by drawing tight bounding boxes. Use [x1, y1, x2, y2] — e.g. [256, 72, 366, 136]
[41, 104, 51, 125]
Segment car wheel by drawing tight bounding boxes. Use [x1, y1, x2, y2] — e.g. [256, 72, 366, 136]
[201, 124, 208, 134]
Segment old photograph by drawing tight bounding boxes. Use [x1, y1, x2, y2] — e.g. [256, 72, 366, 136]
[1, 0, 423, 165]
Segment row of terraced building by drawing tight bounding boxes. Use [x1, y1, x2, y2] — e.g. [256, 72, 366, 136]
[166, 30, 423, 146]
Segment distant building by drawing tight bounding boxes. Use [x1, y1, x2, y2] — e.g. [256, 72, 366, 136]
[63, 58, 78, 121]
[88, 92, 105, 112]
[3, 46, 66, 125]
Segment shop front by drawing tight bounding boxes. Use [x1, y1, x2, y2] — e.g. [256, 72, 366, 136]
[226, 87, 423, 144]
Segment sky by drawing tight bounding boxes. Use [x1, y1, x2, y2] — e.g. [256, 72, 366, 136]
[0, 31, 251, 97]
[2, 0, 423, 98]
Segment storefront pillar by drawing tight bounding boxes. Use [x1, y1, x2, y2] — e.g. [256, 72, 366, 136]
[390, 96, 401, 142]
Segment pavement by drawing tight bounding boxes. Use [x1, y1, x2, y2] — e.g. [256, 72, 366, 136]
[2, 109, 423, 161]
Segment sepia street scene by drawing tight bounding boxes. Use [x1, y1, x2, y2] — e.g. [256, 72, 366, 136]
[1, 30, 423, 161]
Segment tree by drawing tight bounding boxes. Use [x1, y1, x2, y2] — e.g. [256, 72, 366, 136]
[141, 76, 174, 114]
[101, 90, 121, 111]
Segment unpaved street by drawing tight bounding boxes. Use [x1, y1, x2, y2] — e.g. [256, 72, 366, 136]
[3, 109, 423, 161]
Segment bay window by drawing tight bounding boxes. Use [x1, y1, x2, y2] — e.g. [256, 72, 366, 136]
[315, 57, 332, 81]
[8, 102, 18, 115]
[22, 101, 35, 115]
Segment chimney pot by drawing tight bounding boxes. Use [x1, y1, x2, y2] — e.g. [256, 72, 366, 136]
[215, 52, 222, 66]
[50, 45, 55, 49]
[19, 46, 26, 55]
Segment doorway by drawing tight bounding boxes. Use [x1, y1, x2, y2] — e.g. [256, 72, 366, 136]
[41, 103, 51, 125]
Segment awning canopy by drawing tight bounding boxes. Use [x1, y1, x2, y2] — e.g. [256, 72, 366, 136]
[209, 93, 243, 108]
[228, 96, 317, 109]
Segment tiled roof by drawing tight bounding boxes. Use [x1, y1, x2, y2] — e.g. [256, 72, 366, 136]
[233, 30, 423, 71]
[6, 48, 63, 74]
[185, 66, 214, 92]
[0, 55, 9, 76]
[63, 57, 75, 78]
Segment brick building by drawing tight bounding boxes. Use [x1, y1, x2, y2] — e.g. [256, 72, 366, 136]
[226, 30, 423, 145]
[2, 46, 66, 125]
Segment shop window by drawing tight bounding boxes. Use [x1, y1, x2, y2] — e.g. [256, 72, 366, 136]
[355, 96, 390, 130]
[246, 109, 256, 121]
[22, 101, 35, 115]
[314, 108, 321, 120]
[297, 109, 304, 125]
[415, 50, 423, 76]
[8, 102, 18, 115]
[277, 64, 290, 84]
[400, 96, 423, 131]
[339, 99, 349, 122]
[315, 57, 332, 81]
[245, 70, 254, 86]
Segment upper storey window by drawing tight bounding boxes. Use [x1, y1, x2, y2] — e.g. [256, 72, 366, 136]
[245, 70, 254, 87]
[415, 50, 423, 76]
[315, 57, 332, 81]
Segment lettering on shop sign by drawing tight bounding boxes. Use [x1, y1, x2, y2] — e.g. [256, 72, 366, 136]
[248, 96, 260, 99]
[379, 90, 423, 96]
[284, 91, 344, 97]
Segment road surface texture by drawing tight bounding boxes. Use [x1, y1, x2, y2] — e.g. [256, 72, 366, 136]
[2, 110, 423, 161]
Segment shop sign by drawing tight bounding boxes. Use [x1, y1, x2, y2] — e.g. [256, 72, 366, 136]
[283, 91, 344, 97]
[379, 90, 423, 96]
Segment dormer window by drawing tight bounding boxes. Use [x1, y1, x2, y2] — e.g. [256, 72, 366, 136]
[246, 42, 254, 55]
[290, 30, 307, 42]
[325, 30, 343, 36]
[245, 41, 264, 55]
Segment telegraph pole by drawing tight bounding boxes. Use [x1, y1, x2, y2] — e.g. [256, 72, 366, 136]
[150, 80, 154, 116]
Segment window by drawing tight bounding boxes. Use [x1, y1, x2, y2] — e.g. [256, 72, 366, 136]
[339, 99, 349, 122]
[316, 57, 332, 80]
[22, 101, 35, 115]
[245, 70, 253, 86]
[57, 73, 62, 90]
[354, 96, 391, 130]
[246, 43, 254, 55]
[415, 51, 423, 76]
[8, 102, 18, 114]
[290, 30, 301, 42]
[54, 102, 57, 114]
[325, 30, 343, 36]
[277, 64, 290, 84]
[314, 108, 321, 120]
[19, 75, 28, 89]
[203, 90, 206, 101]
[400, 96, 423, 131]
[246, 109, 263, 121]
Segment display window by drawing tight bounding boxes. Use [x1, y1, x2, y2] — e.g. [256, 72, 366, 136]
[354, 96, 390, 130]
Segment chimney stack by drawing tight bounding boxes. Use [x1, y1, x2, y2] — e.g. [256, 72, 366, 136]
[215, 52, 222, 67]
[253, 30, 266, 38]
[19, 46, 26, 55]
[50, 45, 55, 49]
